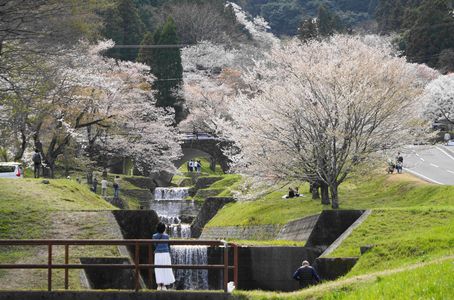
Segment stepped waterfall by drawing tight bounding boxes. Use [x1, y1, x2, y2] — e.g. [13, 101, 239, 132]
[151, 187, 208, 289]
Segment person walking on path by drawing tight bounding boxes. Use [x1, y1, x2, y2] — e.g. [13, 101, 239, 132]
[396, 152, 404, 174]
[153, 222, 175, 291]
[188, 160, 194, 172]
[196, 160, 202, 173]
[92, 177, 98, 193]
[101, 178, 108, 197]
[293, 260, 320, 288]
[32, 149, 42, 178]
[113, 176, 120, 198]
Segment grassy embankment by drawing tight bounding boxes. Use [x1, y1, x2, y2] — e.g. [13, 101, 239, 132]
[210, 172, 454, 299]
[0, 178, 121, 290]
[171, 157, 242, 200]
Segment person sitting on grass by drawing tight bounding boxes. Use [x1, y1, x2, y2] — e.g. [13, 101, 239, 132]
[287, 187, 295, 198]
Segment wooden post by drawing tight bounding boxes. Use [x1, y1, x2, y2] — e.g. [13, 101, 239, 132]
[233, 244, 238, 288]
[148, 243, 153, 288]
[64, 244, 69, 290]
[223, 243, 229, 292]
[47, 243, 52, 291]
[135, 242, 140, 292]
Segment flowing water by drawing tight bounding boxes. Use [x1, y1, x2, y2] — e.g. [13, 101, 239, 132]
[171, 246, 209, 290]
[150, 187, 207, 289]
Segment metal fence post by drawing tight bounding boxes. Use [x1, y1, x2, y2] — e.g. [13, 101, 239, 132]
[47, 243, 52, 291]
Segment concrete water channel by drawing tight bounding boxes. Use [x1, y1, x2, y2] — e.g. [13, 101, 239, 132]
[0, 184, 370, 298]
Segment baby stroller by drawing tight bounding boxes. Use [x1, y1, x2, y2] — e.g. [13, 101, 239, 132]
[387, 162, 395, 174]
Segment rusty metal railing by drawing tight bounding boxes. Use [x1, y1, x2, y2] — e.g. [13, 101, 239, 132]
[0, 239, 238, 293]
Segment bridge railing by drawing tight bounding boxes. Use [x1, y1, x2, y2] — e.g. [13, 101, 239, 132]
[0, 239, 238, 293]
[181, 132, 223, 141]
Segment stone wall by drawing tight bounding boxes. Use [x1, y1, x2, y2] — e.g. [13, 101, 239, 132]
[195, 177, 223, 189]
[80, 257, 137, 289]
[201, 225, 282, 240]
[313, 257, 359, 281]
[191, 197, 235, 238]
[123, 177, 156, 189]
[276, 214, 320, 241]
[0, 292, 233, 300]
[208, 246, 322, 292]
[306, 210, 365, 251]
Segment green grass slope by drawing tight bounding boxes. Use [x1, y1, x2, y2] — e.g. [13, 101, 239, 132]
[0, 179, 114, 212]
[328, 209, 454, 275]
[207, 173, 454, 227]
[0, 178, 119, 290]
[234, 257, 454, 300]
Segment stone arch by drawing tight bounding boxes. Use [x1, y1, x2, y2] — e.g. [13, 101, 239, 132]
[177, 138, 230, 173]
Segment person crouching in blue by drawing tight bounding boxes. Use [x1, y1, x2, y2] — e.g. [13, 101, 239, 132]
[293, 260, 320, 288]
[153, 222, 175, 290]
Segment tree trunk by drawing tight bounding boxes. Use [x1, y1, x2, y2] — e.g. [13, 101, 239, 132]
[86, 170, 93, 184]
[13, 129, 27, 161]
[310, 181, 320, 199]
[330, 183, 339, 209]
[320, 181, 330, 205]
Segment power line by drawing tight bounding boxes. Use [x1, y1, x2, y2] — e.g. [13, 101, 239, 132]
[113, 44, 194, 49]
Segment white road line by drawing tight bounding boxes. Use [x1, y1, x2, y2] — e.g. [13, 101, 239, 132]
[435, 146, 454, 161]
[416, 153, 420, 157]
[420, 158, 425, 161]
[404, 168, 443, 185]
[430, 163, 439, 168]
[447, 170, 454, 175]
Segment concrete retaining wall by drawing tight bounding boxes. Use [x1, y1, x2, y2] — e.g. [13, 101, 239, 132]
[306, 210, 365, 251]
[313, 257, 359, 281]
[0, 291, 233, 300]
[191, 197, 235, 238]
[208, 246, 322, 292]
[276, 214, 320, 241]
[201, 225, 281, 240]
[80, 257, 137, 289]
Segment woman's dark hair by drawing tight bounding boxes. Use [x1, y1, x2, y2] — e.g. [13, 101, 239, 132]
[156, 222, 166, 234]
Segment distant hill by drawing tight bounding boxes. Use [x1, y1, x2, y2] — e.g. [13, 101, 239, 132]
[231, 0, 379, 35]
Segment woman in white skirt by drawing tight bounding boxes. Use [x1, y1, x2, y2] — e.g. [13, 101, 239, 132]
[153, 222, 175, 290]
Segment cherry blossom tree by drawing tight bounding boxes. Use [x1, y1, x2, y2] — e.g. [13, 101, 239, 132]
[422, 74, 454, 125]
[0, 40, 181, 176]
[225, 35, 432, 208]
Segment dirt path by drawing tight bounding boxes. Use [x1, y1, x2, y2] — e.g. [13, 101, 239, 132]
[282, 255, 454, 298]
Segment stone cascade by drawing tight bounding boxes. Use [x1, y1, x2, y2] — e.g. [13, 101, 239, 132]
[150, 187, 194, 239]
[154, 187, 190, 201]
[171, 246, 209, 290]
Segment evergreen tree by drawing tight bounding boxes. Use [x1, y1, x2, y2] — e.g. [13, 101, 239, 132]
[102, 0, 145, 61]
[317, 5, 345, 37]
[138, 17, 184, 123]
[298, 18, 318, 42]
[404, 0, 454, 67]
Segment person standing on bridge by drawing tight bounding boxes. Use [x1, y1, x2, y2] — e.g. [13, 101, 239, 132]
[153, 222, 175, 290]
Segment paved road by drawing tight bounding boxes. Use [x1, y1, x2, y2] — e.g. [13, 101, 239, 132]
[403, 145, 454, 185]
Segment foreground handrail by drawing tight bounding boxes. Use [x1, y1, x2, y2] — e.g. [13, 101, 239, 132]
[0, 239, 238, 293]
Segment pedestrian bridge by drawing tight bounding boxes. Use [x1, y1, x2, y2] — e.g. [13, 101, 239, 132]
[176, 132, 231, 172]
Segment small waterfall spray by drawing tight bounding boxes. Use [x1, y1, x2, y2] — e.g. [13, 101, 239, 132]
[171, 246, 208, 290]
[149, 186, 209, 289]
[154, 187, 189, 201]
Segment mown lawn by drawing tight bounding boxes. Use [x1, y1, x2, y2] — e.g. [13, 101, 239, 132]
[234, 258, 454, 300]
[207, 173, 454, 227]
[0, 178, 119, 290]
[328, 209, 454, 275]
[0, 179, 114, 211]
